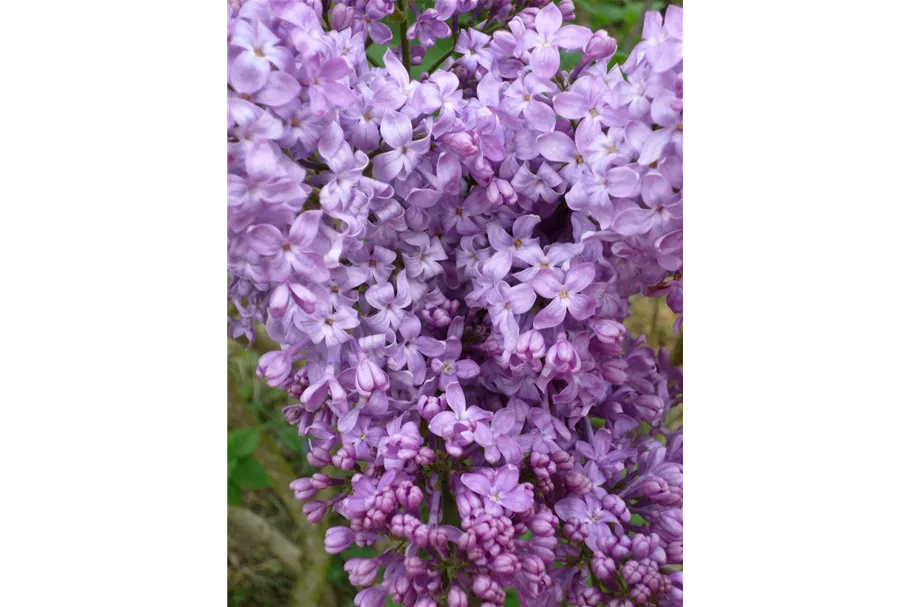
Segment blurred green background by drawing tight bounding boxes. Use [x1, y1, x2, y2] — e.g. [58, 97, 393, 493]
[228, 2, 682, 605]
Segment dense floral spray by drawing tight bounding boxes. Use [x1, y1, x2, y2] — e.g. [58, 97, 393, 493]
[228, 0, 683, 604]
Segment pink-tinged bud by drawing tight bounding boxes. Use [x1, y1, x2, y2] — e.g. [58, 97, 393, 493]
[412, 523, 430, 547]
[491, 553, 519, 574]
[516, 329, 546, 360]
[486, 178, 518, 206]
[344, 558, 379, 587]
[417, 395, 443, 420]
[546, 334, 582, 375]
[324, 526, 354, 554]
[592, 318, 627, 344]
[445, 441, 464, 457]
[303, 500, 327, 522]
[411, 45, 426, 66]
[405, 556, 426, 576]
[330, 4, 355, 29]
[442, 131, 478, 155]
[517, 8, 538, 29]
[557, 0, 575, 20]
[472, 574, 493, 597]
[256, 350, 293, 387]
[591, 554, 617, 580]
[289, 283, 316, 313]
[448, 585, 469, 607]
[307, 447, 331, 468]
[631, 533, 652, 560]
[415, 446, 436, 465]
[289, 477, 318, 501]
[356, 357, 390, 396]
[530, 513, 556, 537]
[583, 30, 617, 62]
[365, 0, 394, 19]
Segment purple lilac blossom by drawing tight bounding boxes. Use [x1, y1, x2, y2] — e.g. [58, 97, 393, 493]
[228, 1, 683, 605]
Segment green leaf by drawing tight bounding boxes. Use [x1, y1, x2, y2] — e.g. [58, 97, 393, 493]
[232, 457, 270, 489]
[239, 383, 253, 401]
[228, 480, 243, 505]
[560, 50, 582, 71]
[228, 427, 259, 459]
[504, 588, 520, 607]
[629, 513, 647, 526]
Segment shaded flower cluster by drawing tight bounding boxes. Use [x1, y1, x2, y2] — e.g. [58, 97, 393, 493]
[228, 0, 683, 605]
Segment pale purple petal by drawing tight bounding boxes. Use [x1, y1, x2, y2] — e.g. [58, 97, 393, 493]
[553, 25, 592, 50]
[533, 297, 567, 330]
[460, 472, 492, 496]
[538, 131, 577, 163]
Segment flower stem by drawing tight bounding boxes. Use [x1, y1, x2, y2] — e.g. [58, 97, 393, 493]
[397, 0, 411, 76]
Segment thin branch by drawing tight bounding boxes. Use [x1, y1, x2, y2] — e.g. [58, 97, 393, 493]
[229, 506, 302, 577]
[397, 0, 411, 76]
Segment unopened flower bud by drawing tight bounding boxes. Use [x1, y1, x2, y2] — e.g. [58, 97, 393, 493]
[583, 30, 617, 62]
[324, 526, 354, 554]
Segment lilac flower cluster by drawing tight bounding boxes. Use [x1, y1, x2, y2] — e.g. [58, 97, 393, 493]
[228, 1, 683, 605]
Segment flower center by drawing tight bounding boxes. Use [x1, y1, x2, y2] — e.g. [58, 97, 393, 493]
[576, 155, 584, 164]
[513, 239, 522, 248]
[490, 493, 501, 502]
[589, 108, 599, 117]
[608, 145, 618, 153]
[442, 361, 453, 373]
[254, 48, 264, 57]
[325, 317, 334, 325]
[559, 290, 569, 299]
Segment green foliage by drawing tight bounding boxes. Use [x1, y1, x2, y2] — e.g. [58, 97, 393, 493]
[228, 427, 271, 504]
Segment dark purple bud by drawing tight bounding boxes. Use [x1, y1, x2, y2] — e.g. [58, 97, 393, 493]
[310, 473, 331, 490]
[324, 526, 355, 554]
[635, 394, 665, 423]
[563, 516, 589, 543]
[557, 0, 575, 20]
[332, 444, 357, 470]
[405, 556, 426, 576]
[564, 471, 591, 494]
[491, 553, 519, 574]
[307, 447, 331, 468]
[282, 404, 305, 425]
[289, 477, 318, 501]
[303, 500, 328, 523]
[601, 494, 631, 523]
[667, 540, 683, 564]
[550, 450, 574, 472]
